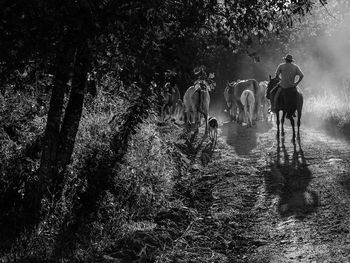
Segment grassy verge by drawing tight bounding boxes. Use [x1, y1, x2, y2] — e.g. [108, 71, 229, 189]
[303, 91, 350, 140]
[0, 83, 199, 262]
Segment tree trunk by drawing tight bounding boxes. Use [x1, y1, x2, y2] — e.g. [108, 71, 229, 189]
[57, 42, 90, 177]
[39, 42, 73, 192]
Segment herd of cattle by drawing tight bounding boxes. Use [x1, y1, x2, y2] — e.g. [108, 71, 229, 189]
[161, 78, 271, 138]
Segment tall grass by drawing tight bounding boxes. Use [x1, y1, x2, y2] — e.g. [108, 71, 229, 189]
[304, 89, 350, 129]
[60, 96, 180, 260]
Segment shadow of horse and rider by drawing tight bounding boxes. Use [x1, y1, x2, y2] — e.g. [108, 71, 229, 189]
[264, 137, 319, 219]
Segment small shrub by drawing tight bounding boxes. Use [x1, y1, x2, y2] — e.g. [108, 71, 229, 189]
[118, 120, 176, 218]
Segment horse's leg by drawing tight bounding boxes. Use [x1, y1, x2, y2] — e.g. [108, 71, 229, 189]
[161, 105, 165, 121]
[239, 110, 244, 124]
[290, 116, 296, 142]
[169, 104, 174, 120]
[263, 101, 268, 121]
[232, 103, 237, 122]
[254, 100, 259, 121]
[281, 111, 286, 136]
[230, 110, 235, 122]
[251, 102, 255, 126]
[276, 111, 280, 138]
[185, 110, 190, 129]
[243, 106, 247, 125]
[246, 110, 249, 126]
[204, 113, 208, 135]
[194, 110, 200, 132]
[247, 106, 251, 127]
[297, 108, 302, 139]
[251, 109, 254, 126]
[242, 104, 246, 125]
[164, 106, 170, 121]
[187, 109, 194, 130]
[238, 101, 245, 124]
[249, 112, 252, 127]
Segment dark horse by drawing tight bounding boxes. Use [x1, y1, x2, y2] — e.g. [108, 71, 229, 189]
[266, 76, 303, 141]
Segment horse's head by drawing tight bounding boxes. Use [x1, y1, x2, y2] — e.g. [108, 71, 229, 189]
[266, 75, 280, 99]
[225, 81, 234, 89]
[223, 81, 237, 116]
[161, 82, 172, 102]
[195, 80, 213, 92]
[225, 81, 237, 96]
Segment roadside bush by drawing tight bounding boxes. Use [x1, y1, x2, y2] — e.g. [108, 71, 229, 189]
[37, 77, 178, 260]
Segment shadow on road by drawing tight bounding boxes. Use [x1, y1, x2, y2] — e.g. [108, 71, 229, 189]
[222, 121, 273, 156]
[265, 136, 319, 219]
[340, 176, 350, 195]
[178, 124, 217, 166]
[200, 138, 217, 166]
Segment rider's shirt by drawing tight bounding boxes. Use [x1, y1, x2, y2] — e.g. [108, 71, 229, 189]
[275, 62, 303, 89]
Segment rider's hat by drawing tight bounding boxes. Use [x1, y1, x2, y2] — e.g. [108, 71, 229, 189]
[283, 54, 294, 62]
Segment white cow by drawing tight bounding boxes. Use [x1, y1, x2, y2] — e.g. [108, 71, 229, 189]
[240, 89, 255, 127]
[183, 81, 211, 134]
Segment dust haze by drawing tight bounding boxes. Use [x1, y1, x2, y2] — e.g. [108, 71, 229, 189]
[210, 0, 350, 130]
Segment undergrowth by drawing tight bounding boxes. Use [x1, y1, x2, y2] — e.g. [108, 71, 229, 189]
[0, 76, 193, 262]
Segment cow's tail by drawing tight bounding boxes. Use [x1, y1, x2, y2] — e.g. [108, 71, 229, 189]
[252, 80, 259, 102]
[227, 100, 232, 110]
[224, 86, 233, 110]
[252, 79, 260, 116]
[252, 79, 259, 96]
[198, 90, 205, 115]
[243, 91, 250, 114]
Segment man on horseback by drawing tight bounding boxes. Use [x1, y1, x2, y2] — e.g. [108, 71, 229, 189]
[271, 54, 304, 119]
[164, 69, 178, 95]
[193, 65, 215, 92]
[162, 70, 180, 121]
[194, 65, 209, 91]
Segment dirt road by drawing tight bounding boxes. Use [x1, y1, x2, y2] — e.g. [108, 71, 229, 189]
[244, 122, 350, 263]
[164, 121, 350, 262]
